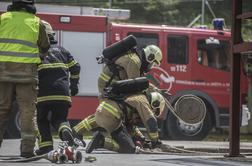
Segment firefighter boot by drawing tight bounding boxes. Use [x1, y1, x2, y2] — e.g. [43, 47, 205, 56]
[86, 131, 105, 153]
[58, 122, 76, 146]
[20, 140, 36, 158]
[60, 128, 75, 147]
[35, 146, 54, 155]
[72, 129, 86, 147]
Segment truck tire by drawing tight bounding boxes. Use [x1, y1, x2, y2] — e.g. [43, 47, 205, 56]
[166, 109, 212, 141]
[4, 100, 21, 139]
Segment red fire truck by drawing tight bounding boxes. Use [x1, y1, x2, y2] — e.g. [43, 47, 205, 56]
[1, 6, 249, 140]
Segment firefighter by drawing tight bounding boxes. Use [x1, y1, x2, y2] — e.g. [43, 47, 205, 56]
[98, 43, 163, 98]
[86, 90, 165, 154]
[0, 0, 50, 157]
[72, 40, 163, 139]
[73, 115, 147, 153]
[35, 20, 83, 155]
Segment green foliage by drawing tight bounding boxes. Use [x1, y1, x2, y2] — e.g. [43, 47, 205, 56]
[242, 20, 252, 42]
[3, 0, 252, 40]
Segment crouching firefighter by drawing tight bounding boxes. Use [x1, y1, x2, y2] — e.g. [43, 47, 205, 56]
[36, 20, 83, 155]
[86, 77, 165, 153]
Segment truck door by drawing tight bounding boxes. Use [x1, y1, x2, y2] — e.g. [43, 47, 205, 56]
[191, 36, 231, 127]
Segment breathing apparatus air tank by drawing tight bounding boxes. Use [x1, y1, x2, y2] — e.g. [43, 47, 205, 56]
[105, 77, 149, 96]
[102, 35, 137, 62]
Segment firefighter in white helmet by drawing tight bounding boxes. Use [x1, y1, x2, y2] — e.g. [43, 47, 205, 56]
[98, 41, 163, 99]
[143, 45, 163, 70]
[85, 78, 165, 154]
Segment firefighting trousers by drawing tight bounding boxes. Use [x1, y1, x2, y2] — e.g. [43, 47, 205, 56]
[36, 102, 70, 149]
[111, 125, 136, 153]
[0, 82, 37, 153]
[73, 114, 100, 135]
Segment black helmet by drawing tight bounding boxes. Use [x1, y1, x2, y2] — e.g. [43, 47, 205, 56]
[12, 0, 35, 4]
[8, 0, 36, 14]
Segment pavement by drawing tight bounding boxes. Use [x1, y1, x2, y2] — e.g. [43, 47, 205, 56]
[162, 140, 252, 154]
[161, 140, 252, 162]
[0, 139, 252, 165]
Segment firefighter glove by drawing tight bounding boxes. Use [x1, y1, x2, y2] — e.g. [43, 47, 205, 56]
[70, 84, 79, 96]
[151, 139, 162, 149]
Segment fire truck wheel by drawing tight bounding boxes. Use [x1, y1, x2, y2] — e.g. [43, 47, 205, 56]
[166, 110, 212, 141]
[4, 99, 21, 139]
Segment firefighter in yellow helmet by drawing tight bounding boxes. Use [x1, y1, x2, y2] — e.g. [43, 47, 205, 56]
[0, 0, 50, 158]
[35, 20, 82, 155]
[72, 36, 163, 141]
[85, 78, 165, 153]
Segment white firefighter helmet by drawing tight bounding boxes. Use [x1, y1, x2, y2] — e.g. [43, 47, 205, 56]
[149, 92, 165, 118]
[143, 45, 163, 66]
[41, 20, 55, 36]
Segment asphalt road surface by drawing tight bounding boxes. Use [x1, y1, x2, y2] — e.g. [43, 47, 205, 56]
[0, 139, 251, 166]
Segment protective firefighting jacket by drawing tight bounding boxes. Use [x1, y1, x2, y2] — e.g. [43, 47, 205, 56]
[0, 11, 44, 83]
[37, 45, 80, 105]
[98, 52, 142, 98]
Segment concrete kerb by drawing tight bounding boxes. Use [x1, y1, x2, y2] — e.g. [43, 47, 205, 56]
[161, 141, 252, 162]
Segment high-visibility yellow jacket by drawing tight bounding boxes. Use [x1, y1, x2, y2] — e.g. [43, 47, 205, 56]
[0, 11, 41, 83]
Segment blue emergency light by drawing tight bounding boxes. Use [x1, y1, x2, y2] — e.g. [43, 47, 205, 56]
[212, 18, 225, 30]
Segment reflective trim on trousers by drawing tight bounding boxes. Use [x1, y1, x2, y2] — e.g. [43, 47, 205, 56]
[100, 101, 120, 119]
[38, 141, 53, 148]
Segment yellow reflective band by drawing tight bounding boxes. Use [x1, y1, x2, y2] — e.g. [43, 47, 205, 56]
[67, 60, 77, 68]
[75, 116, 95, 132]
[38, 63, 68, 71]
[70, 74, 80, 79]
[149, 132, 159, 140]
[133, 127, 144, 137]
[100, 72, 110, 82]
[82, 119, 92, 131]
[37, 96, 71, 102]
[0, 55, 40, 63]
[21, 133, 36, 139]
[0, 38, 38, 48]
[105, 137, 119, 151]
[58, 125, 72, 134]
[128, 53, 140, 64]
[73, 123, 82, 132]
[101, 101, 120, 119]
[39, 141, 53, 148]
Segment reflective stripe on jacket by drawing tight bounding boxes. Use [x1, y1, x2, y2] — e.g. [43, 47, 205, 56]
[98, 53, 141, 98]
[37, 45, 80, 105]
[0, 11, 40, 64]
